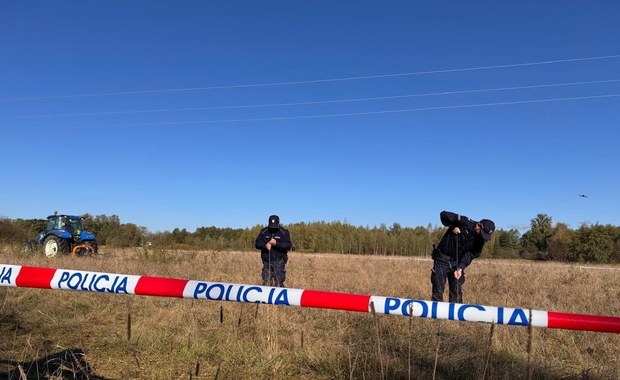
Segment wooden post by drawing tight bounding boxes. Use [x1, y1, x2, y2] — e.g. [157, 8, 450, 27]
[127, 312, 132, 341]
[526, 309, 533, 380]
[214, 361, 221, 380]
[195, 359, 200, 377]
[432, 322, 442, 380]
[481, 323, 495, 380]
[408, 303, 413, 380]
[237, 304, 244, 326]
[370, 301, 384, 380]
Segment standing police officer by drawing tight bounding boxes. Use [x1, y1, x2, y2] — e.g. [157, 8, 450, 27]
[431, 210, 495, 303]
[255, 215, 292, 287]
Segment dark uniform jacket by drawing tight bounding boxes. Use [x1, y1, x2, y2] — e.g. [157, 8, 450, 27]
[434, 211, 485, 270]
[255, 227, 292, 262]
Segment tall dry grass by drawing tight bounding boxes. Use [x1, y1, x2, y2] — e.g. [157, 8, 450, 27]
[0, 246, 619, 379]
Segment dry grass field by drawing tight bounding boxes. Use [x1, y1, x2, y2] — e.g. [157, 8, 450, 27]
[1, 246, 619, 379]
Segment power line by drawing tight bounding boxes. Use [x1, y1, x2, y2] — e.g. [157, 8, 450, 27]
[3, 78, 619, 119]
[2, 54, 620, 101]
[17, 93, 620, 130]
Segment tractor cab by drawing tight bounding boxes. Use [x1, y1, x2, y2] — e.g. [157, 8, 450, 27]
[47, 214, 84, 236]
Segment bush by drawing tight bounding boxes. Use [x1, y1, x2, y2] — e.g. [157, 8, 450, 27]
[0, 218, 30, 244]
[571, 224, 617, 263]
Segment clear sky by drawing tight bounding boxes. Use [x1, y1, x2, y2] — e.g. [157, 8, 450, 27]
[1, 1, 619, 232]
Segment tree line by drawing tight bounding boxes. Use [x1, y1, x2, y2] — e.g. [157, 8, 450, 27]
[1, 213, 618, 264]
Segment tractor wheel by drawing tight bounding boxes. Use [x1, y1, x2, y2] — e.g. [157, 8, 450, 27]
[44, 236, 70, 258]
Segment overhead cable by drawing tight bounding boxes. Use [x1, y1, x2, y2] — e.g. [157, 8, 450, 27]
[2, 54, 620, 101]
[14, 93, 620, 130]
[3, 78, 619, 119]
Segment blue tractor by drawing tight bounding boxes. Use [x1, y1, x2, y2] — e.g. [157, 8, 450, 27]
[37, 212, 98, 257]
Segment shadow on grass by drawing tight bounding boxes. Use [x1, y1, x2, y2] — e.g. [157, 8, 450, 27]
[0, 348, 110, 380]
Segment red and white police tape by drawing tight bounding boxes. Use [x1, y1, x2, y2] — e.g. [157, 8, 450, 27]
[1, 264, 619, 333]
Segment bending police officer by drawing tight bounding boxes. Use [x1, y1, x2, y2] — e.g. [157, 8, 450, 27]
[431, 210, 495, 303]
[255, 215, 292, 287]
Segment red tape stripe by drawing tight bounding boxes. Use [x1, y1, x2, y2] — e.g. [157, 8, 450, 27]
[134, 276, 188, 298]
[15, 266, 56, 289]
[301, 290, 370, 312]
[547, 311, 620, 333]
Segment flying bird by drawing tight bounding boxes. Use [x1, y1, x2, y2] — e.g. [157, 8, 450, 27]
[578, 194, 588, 198]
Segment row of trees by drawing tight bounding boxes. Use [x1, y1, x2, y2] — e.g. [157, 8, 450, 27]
[1, 213, 618, 263]
[149, 221, 445, 256]
[520, 214, 620, 263]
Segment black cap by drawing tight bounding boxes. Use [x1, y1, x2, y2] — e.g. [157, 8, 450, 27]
[479, 219, 495, 241]
[268, 215, 280, 229]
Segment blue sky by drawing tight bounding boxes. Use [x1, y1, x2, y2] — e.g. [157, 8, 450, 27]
[1, 1, 619, 232]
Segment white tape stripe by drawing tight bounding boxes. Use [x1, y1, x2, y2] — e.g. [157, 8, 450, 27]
[0, 264, 22, 287]
[50, 269, 141, 294]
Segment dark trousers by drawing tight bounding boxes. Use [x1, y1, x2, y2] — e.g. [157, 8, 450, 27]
[262, 258, 286, 286]
[431, 260, 465, 303]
